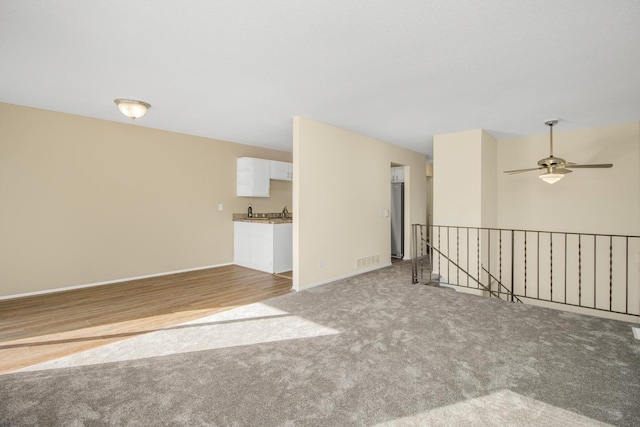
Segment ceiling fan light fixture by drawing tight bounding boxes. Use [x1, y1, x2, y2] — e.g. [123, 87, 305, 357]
[114, 99, 151, 120]
[539, 172, 564, 184]
[504, 119, 612, 182]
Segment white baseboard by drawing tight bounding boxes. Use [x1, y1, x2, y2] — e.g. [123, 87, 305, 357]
[295, 263, 393, 291]
[0, 262, 234, 301]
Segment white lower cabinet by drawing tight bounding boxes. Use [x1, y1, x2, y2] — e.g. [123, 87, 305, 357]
[234, 222, 292, 274]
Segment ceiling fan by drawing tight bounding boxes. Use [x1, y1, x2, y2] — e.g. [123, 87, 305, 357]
[504, 120, 613, 184]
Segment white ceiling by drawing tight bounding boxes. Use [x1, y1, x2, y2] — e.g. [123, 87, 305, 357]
[2, 1, 639, 159]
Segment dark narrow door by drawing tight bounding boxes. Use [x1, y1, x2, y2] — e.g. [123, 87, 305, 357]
[391, 183, 404, 258]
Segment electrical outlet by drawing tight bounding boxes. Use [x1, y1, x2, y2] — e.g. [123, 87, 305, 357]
[319, 258, 324, 268]
[218, 203, 223, 211]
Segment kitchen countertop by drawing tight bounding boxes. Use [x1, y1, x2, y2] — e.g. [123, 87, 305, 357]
[233, 212, 292, 224]
[234, 217, 292, 224]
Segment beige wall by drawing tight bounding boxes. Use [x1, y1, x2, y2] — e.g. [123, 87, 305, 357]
[480, 131, 497, 228]
[497, 121, 640, 235]
[432, 129, 497, 282]
[293, 117, 426, 290]
[0, 102, 292, 298]
[433, 129, 497, 227]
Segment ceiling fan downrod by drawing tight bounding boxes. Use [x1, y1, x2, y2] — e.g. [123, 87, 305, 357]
[545, 119, 558, 158]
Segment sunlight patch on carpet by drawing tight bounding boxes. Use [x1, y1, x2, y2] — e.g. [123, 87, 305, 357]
[374, 390, 613, 427]
[20, 303, 339, 372]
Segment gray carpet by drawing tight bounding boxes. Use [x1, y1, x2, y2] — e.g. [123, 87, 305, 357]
[1, 261, 638, 426]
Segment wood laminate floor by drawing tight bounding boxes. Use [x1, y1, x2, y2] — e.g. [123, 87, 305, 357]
[0, 265, 292, 374]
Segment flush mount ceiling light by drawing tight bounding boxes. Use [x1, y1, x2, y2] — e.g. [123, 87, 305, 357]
[114, 99, 151, 120]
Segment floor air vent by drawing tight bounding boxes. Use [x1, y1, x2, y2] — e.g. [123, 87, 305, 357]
[356, 255, 380, 269]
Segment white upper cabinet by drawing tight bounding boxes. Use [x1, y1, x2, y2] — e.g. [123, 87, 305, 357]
[391, 166, 405, 183]
[270, 160, 293, 181]
[237, 157, 271, 197]
[237, 158, 293, 197]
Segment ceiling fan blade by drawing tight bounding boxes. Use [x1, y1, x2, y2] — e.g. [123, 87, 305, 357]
[503, 167, 545, 174]
[554, 168, 573, 174]
[565, 163, 613, 169]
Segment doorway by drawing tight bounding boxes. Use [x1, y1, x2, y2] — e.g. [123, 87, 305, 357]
[390, 165, 406, 260]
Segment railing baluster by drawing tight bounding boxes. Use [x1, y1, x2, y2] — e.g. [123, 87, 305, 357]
[423, 225, 427, 278]
[488, 229, 491, 296]
[499, 230, 502, 299]
[578, 235, 582, 307]
[625, 237, 629, 314]
[429, 225, 434, 279]
[456, 227, 459, 286]
[594, 235, 597, 309]
[477, 230, 480, 289]
[524, 231, 527, 298]
[447, 226, 450, 284]
[564, 233, 567, 304]
[537, 232, 540, 300]
[550, 232, 553, 302]
[438, 226, 441, 278]
[511, 230, 515, 303]
[466, 228, 470, 287]
[609, 235, 613, 312]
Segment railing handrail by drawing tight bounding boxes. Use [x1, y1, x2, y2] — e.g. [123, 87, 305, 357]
[425, 239, 516, 302]
[426, 224, 640, 240]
